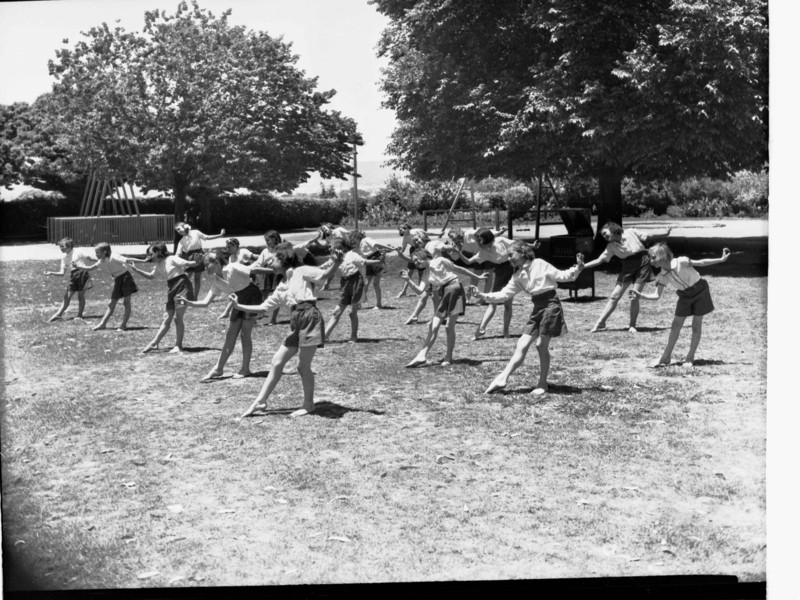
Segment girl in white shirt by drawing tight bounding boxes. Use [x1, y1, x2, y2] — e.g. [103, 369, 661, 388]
[472, 241, 584, 395]
[631, 242, 730, 368]
[401, 247, 488, 368]
[174, 221, 226, 301]
[127, 243, 200, 354]
[44, 237, 94, 321]
[455, 228, 516, 340]
[231, 242, 344, 418]
[349, 230, 400, 309]
[77, 242, 143, 331]
[178, 252, 271, 381]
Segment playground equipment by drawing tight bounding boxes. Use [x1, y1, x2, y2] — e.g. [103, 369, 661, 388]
[46, 171, 174, 246]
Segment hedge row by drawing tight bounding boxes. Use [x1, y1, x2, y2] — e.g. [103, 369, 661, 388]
[0, 190, 349, 241]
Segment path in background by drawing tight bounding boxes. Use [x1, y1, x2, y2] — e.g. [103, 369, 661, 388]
[0, 218, 768, 263]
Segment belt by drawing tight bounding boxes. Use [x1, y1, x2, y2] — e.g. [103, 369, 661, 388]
[292, 301, 317, 311]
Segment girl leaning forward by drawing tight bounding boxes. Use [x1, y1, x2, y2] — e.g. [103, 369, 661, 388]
[232, 242, 344, 418]
[472, 241, 584, 396]
[402, 246, 488, 368]
[126, 243, 201, 354]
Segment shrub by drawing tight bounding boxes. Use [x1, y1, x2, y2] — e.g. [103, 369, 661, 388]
[416, 180, 467, 213]
[0, 190, 80, 241]
[725, 170, 768, 216]
[621, 179, 673, 217]
[503, 185, 535, 217]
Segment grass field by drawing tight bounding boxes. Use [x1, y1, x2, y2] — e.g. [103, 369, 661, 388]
[0, 254, 766, 589]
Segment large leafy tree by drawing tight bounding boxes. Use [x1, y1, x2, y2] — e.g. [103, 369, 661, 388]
[47, 0, 360, 219]
[373, 0, 767, 241]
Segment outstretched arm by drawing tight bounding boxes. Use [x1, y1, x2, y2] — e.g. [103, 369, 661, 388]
[630, 283, 665, 301]
[450, 263, 488, 280]
[689, 248, 731, 268]
[204, 228, 226, 240]
[127, 261, 156, 280]
[399, 270, 427, 294]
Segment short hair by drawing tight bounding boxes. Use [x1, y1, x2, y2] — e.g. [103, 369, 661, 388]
[648, 242, 673, 264]
[203, 251, 224, 269]
[602, 221, 623, 237]
[509, 240, 537, 260]
[94, 242, 111, 258]
[226, 238, 240, 247]
[264, 230, 282, 244]
[475, 227, 495, 246]
[175, 221, 188, 231]
[412, 231, 430, 248]
[411, 248, 433, 262]
[58, 237, 74, 248]
[447, 227, 464, 246]
[147, 242, 169, 261]
[274, 241, 301, 269]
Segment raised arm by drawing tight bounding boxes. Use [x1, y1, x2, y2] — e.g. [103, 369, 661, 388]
[204, 228, 226, 241]
[689, 248, 731, 268]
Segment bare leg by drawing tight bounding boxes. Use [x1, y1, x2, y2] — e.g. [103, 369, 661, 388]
[474, 304, 497, 339]
[290, 346, 319, 417]
[324, 304, 345, 339]
[485, 333, 535, 393]
[407, 315, 443, 367]
[143, 310, 174, 352]
[118, 296, 132, 330]
[683, 315, 704, 366]
[49, 290, 74, 321]
[372, 274, 383, 308]
[441, 316, 458, 364]
[591, 282, 629, 332]
[237, 318, 256, 375]
[241, 344, 298, 417]
[628, 281, 646, 331]
[653, 315, 686, 367]
[174, 307, 187, 349]
[205, 320, 243, 379]
[349, 306, 360, 342]
[501, 299, 513, 337]
[406, 293, 429, 324]
[76, 290, 86, 318]
[533, 335, 552, 394]
[94, 298, 119, 330]
[193, 272, 203, 301]
[269, 307, 279, 325]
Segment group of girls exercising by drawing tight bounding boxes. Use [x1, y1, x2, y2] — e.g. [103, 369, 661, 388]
[46, 220, 730, 416]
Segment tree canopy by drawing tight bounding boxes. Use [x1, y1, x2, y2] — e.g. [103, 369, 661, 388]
[373, 0, 768, 233]
[46, 0, 361, 218]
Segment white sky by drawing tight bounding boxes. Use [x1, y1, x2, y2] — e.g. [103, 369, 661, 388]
[0, 0, 395, 162]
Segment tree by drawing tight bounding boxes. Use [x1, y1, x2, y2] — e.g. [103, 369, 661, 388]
[47, 0, 361, 220]
[373, 0, 767, 245]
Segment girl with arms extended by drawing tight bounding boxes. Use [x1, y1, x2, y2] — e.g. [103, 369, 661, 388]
[472, 241, 584, 396]
[631, 243, 730, 368]
[126, 243, 200, 354]
[174, 221, 226, 300]
[44, 237, 95, 322]
[232, 242, 344, 418]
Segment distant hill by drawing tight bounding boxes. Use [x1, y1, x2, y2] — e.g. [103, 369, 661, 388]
[292, 160, 405, 194]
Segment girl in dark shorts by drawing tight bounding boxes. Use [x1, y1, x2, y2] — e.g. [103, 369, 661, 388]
[582, 221, 671, 333]
[401, 247, 488, 368]
[232, 242, 344, 418]
[178, 252, 273, 380]
[631, 243, 730, 369]
[76, 242, 142, 331]
[44, 237, 94, 322]
[174, 221, 226, 300]
[324, 237, 385, 342]
[472, 241, 584, 396]
[126, 243, 200, 354]
[454, 228, 516, 340]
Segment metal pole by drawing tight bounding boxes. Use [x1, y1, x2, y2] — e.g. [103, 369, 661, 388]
[352, 142, 359, 231]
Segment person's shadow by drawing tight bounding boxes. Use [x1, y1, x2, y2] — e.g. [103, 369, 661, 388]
[252, 401, 385, 420]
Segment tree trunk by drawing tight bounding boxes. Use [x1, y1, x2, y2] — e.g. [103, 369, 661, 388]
[594, 166, 624, 255]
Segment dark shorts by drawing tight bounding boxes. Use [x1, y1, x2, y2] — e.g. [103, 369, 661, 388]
[618, 251, 653, 286]
[489, 261, 514, 292]
[68, 268, 91, 293]
[111, 271, 138, 300]
[179, 249, 206, 273]
[339, 272, 365, 306]
[285, 301, 325, 348]
[675, 278, 714, 317]
[431, 279, 466, 321]
[166, 274, 193, 311]
[365, 251, 385, 277]
[522, 289, 566, 338]
[230, 283, 262, 321]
